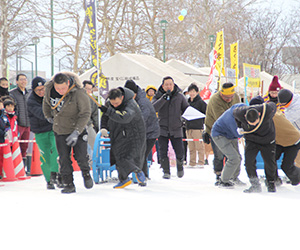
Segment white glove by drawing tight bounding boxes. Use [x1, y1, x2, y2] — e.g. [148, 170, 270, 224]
[237, 128, 244, 135]
[100, 128, 109, 137]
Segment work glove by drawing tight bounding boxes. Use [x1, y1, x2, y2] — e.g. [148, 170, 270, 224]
[66, 130, 80, 147]
[163, 90, 171, 101]
[202, 131, 211, 144]
[98, 105, 108, 113]
[100, 128, 109, 137]
[237, 128, 244, 135]
[47, 117, 54, 124]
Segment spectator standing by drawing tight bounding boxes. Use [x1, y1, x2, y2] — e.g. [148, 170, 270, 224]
[185, 83, 207, 168]
[0, 77, 9, 98]
[9, 74, 31, 173]
[152, 76, 189, 179]
[27, 76, 61, 190]
[43, 72, 93, 194]
[124, 80, 160, 181]
[145, 85, 157, 102]
[263, 75, 284, 112]
[202, 82, 240, 185]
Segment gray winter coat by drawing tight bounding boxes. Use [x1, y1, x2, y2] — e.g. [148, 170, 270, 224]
[152, 84, 189, 138]
[9, 86, 30, 127]
[135, 86, 160, 140]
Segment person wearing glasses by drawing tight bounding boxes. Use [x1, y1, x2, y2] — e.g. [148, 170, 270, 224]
[202, 82, 242, 186]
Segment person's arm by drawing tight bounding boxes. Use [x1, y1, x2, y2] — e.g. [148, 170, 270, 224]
[105, 101, 136, 124]
[27, 98, 46, 120]
[74, 90, 91, 134]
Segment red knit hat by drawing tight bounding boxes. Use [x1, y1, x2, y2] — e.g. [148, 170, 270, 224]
[268, 76, 282, 92]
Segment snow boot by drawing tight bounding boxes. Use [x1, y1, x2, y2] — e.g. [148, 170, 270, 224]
[161, 157, 170, 179]
[219, 180, 234, 189]
[176, 159, 184, 178]
[61, 183, 76, 194]
[244, 178, 262, 193]
[47, 181, 55, 190]
[83, 172, 94, 189]
[215, 174, 221, 186]
[266, 180, 276, 192]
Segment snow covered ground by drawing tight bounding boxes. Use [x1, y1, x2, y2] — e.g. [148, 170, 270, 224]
[1, 152, 300, 250]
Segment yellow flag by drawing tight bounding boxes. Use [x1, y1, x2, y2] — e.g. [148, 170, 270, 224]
[230, 42, 238, 86]
[243, 63, 261, 88]
[214, 30, 225, 76]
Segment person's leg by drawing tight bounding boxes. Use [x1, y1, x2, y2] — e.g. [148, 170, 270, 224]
[279, 145, 300, 185]
[142, 138, 156, 177]
[54, 133, 73, 187]
[158, 135, 170, 175]
[210, 136, 225, 184]
[186, 130, 196, 166]
[194, 129, 205, 165]
[170, 136, 184, 177]
[213, 136, 241, 183]
[35, 132, 51, 183]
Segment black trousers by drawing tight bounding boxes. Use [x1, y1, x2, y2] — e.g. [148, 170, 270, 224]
[55, 130, 90, 184]
[276, 144, 300, 184]
[142, 138, 156, 177]
[158, 135, 184, 161]
[245, 140, 277, 181]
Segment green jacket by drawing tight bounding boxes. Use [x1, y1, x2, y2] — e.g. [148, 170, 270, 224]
[204, 91, 240, 135]
[43, 72, 91, 135]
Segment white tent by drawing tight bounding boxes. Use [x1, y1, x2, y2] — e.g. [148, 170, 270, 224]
[165, 59, 212, 85]
[79, 53, 203, 91]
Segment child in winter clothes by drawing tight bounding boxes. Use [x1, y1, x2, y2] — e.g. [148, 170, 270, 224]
[0, 98, 11, 177]
[3, 97, 18, 143]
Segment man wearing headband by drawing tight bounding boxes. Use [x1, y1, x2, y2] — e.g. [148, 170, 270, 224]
[203, 82, 241, 186]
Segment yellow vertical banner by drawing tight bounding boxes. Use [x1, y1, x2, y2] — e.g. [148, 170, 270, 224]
[230, 42, 238, 86]
[214, 29, 225, 77]
[243, 63, 261, 88]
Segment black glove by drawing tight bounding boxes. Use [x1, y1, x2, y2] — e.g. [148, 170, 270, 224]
[202, 131, 211, 144]
[47, 117, 54, 124]
[98, 105, 108, 113]
[66, 130, 80, 147]
[163, 90, 171, 101]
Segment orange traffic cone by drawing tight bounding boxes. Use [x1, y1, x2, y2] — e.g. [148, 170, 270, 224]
[30, 141, 43, 176]
[71, 149, 81, 171]
[12, 137, 30, 180]
[1, 139, 18, 182]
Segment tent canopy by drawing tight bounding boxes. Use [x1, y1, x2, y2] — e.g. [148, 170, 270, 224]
[79, 53, 203, 91]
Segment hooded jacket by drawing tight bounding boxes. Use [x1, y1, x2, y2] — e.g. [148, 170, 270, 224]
[103, 87, 146, 178]
[43, 72, 91, 135]
[233, 102, 276, 144]
[152, 83, 189, 138]
[135, 86, 160, 140]
[283, 93, 300, 130]
[145, 85, 157, 101]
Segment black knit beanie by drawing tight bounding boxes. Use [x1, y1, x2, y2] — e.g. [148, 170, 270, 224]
[278, 89, 293, 104]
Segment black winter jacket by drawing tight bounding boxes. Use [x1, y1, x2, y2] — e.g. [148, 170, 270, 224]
[186, 94, 207, 130]
[152, 84, 189, 138]
[27, 91, 53, 134]
[102, 87, 146, 179]
[135, 86, 160, 140]
[9, 87, 30, 127]
[233, 102, 276, 144]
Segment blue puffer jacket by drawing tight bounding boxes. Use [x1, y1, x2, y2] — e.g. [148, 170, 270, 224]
[212, 103, 246, 139]
[135, 86, 160, 140]
[27, 91, 52, 134]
